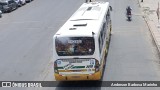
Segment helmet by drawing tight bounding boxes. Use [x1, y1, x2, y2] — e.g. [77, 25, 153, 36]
[127, 6, 131, 9]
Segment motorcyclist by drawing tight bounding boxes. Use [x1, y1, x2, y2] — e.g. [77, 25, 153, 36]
[126, 6, 132, 15]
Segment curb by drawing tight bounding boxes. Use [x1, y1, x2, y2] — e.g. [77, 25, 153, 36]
[137, 0, 160, 53]
[143, 17, 160, 52]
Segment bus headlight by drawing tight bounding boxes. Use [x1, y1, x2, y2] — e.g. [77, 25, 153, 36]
[54, 61, 58, 74]
[95, 59, 100, 72]
[95, 68, 99, 72]
[54, 70, 58, 73]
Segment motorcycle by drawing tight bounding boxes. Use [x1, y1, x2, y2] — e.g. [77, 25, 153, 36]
[126, 12, 132, 21]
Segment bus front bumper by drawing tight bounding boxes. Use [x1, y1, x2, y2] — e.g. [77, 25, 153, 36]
[54, 71, 101, 81]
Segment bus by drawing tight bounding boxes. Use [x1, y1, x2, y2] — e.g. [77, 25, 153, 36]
[53, 1, 111, 81]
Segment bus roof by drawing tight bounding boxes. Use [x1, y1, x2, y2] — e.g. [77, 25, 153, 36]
[55, 1, 109, 37]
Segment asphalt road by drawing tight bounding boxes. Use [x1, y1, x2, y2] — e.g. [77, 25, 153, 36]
[0, 0, 84, 81]
[1, 0, 160, 90]
[104, 0, 160, 81]
[103, 0, 160, 90]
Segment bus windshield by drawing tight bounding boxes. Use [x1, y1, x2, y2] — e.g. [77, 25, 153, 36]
[55, 37, 95, 56]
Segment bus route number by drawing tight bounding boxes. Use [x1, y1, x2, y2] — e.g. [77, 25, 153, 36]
[86, 65, 93, 68]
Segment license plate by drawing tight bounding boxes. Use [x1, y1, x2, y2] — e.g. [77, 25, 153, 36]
[72, 76, 80, 78]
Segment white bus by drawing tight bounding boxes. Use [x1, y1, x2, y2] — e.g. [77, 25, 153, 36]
[53, 1, 111, 81]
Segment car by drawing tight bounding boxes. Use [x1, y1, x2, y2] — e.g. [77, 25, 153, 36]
[25, 0, 33, 3]
[20, 0, 26, 5]
[0, 4, 2, 17]
[0, 10, 2, 18]
[13, 0, 22, 6]
[0, 0, 18, 13]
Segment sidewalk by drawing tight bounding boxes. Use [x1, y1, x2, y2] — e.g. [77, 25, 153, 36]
[138, 0, 160, 52]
